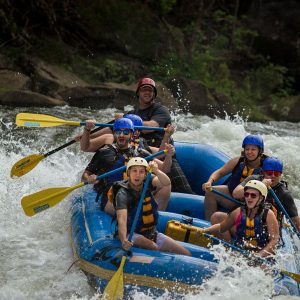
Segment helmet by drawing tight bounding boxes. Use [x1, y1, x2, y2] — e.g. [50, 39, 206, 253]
[244, 180, 268, 199]
[136, 77, 157, 97]
[126, 157, 148, 171]
[113, 118, 134, 132]
[263, 157, 283, 172]
[242, 134, 264, 151]
[124, 114, 143, 127]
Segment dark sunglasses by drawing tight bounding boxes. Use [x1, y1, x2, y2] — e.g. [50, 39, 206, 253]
[244, 192, 260, 199]
[115, 129, 131, 135]
[264, 170, 282, 177]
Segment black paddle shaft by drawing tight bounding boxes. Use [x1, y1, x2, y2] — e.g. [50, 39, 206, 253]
[44, 126, 105, 158]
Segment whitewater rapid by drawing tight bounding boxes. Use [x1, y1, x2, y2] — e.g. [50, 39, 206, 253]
[1, 105, 299, 300]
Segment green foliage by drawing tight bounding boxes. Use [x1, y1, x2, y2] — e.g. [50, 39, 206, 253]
[158, 0, 177, 15]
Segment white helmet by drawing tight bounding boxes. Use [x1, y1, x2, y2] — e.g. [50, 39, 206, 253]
[126, 157, 148, 171]
[244, 180, 268, 199]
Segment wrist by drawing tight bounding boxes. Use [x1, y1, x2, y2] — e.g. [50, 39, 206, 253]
[84, 127, 91, 132]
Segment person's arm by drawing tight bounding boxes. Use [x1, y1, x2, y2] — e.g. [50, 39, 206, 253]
[159, 143, 175, 174]
[257, 210, 279, 257]
[116, 209, 133, 250]
[81, 133, 114, 152]
[202, 157, 240, 191]
[203, 209, 237, 235]
[142, 105, 170, 133]
[158, 124, 175, 152]
[151, 161, 171, 189]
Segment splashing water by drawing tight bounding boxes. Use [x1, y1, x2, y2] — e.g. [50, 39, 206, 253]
[1, 106, 299, 300]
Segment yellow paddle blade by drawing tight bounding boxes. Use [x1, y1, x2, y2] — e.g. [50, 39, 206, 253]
[281, 269, 300, 284]
[16, 113, 80, 127]
[11, 154, 45, 178]
[21, 182, 84, 217]
[102, 256, 126, 300]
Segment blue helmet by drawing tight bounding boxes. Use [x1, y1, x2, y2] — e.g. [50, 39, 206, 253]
[113, 118, 134, 132]
[263, 157, 283, 172]
[124, 114, 143, 127]
[242, 134, 264, 151]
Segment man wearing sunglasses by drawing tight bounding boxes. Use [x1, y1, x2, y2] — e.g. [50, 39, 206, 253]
[232, 157, 300, 232]
[81, 117, 174, 215]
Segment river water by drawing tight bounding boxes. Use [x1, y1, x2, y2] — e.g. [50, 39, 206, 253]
[1, 105, 300, 300]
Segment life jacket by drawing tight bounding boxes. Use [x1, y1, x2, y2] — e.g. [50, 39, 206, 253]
[92, 144, 150, 210]
[235, 206, 269, 251]
[130, 137, 152, 153]
[112, 179, 158, 236]
[227, 156, 264, 193]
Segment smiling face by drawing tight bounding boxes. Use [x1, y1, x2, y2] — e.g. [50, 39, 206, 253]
[128, 165, 147, 188]
[138, 85, 155, 105]
[244, 144, 260, 162]
[244, 188, 262, 209]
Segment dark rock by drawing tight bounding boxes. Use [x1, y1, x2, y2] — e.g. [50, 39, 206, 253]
[0, 90, 67, 106]
[0, 70, 31, 90]
[166, 77, 234, 117]
[59, 81, 178, 111]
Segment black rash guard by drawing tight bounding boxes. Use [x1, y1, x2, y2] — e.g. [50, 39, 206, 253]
[241, 175, 298, 218]
[128, 103, 171, 147]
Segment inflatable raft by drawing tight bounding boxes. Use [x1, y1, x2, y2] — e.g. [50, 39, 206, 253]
[70, 142, 300, 297]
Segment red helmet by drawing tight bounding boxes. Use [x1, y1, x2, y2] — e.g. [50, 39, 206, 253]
[136, 77, 157, 97]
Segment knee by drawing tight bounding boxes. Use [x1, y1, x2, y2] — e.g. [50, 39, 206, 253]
[210, 211, 226, 224]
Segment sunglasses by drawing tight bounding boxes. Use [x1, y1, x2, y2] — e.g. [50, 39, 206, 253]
[264, 170, 282, 177]
[244, 192, 260, 199]
[115, 129, 131, 135]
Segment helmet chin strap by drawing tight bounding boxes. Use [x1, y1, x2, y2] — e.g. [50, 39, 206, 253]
[253, 196, 264, 209]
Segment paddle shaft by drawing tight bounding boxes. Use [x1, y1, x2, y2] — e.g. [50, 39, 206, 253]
[128, 172, 153, 241]
[269, 188, 300, 239]
[203, 233, 300, 283]
[93, 151, 165, 183]
[81, 122, 165, 132]
[43, 126, 103, 157]
[203, 232, 249, 256]
[211, 188, 243, 206]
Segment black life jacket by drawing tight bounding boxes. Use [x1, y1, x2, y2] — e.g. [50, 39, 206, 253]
[112, 179, 158, 235]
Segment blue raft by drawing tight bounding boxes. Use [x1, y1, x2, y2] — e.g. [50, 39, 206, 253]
[70, 142, 300, 296]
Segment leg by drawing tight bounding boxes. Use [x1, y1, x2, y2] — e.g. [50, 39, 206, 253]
[157, 233, 191, 256]
[168, 158, 194, 194]
[204, 185, 236, 220]
[154, 184, 171, 211]
[210, 211, 232, 242]
[132, 233, 159, 251]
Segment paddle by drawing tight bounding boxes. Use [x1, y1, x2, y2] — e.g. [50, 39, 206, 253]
[10, 126, 104, 178]
[16, 113, 166, 131]
[202, 232, 300, 283]
[102, 170, 153, 300]
[21, 150, 165, 217]
[210, 188, 243, 206]
[268, 188, 300, 239]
